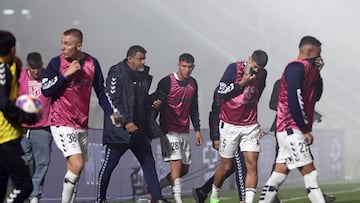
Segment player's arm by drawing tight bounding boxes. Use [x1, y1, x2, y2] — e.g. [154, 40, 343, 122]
[92, 58, 112, 117]
[315, 75, 323, 101]
[153, 76, 170, 120]
[105, 64, 130, 123]
[217, 63, 244, 100]
[209, 86, 221, 150]
[41, 57, 68, 97]
[254, 70, 266, 138]
[285, 62, 308, 133]
[188, 79, 202, 145]
[269, 79, 280, 111]
[0, 65, 37, 124]
[189, 79, 201, 132]
[154, 75, 171, 109]
[156, 76, 171, 99]
[186, 84, 203, 145]
[148, 76, 167, 121]
[209, 86, 221, 141]
[189, 79, 202, 145]
[257, 68, 267, 101]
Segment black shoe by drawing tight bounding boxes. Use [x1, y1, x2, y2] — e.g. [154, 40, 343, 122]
[192, 188, 208, 203]
[324, 193, 336, 203]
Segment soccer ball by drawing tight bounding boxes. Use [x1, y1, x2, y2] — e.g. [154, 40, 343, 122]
[15, 94, 43, 113]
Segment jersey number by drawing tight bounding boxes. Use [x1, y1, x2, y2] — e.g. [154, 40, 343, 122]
[170, 141, 180, 151]
[66, 133, 77, 143]
[299, 142, 309, 153]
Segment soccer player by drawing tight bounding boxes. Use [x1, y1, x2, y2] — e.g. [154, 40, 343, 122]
[18, 52, 53, 203]
[210, 50, 268, 203]
[0, 30, 40, 203]
[156, 53, 203, 203]
[259, 36, 326, 203]
[192, 87, 247, 203]
[267, 79, 335, 203]
[41, 28, 112, 203]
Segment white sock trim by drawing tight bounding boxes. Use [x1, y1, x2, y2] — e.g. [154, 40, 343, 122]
[304, 170, 319, 188]
[266, 171, 287, 187]
[210, 184, 220, 200]
[65, 170, 79, 184]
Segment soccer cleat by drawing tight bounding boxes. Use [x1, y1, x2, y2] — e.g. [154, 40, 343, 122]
[209, 197, 220, 203]
[324, 193, 336, 203]
[192, 188, 208, 203]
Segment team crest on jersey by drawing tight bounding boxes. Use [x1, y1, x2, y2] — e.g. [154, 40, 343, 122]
[28, 80, 42, 97]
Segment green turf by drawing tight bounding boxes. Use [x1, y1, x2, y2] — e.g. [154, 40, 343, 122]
[118, 181, 360, 203]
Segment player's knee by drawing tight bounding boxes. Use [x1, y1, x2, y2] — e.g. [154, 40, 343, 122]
[222, 163, 233, 173]
[69, 162, 84, 175]
[246, 157, 258, 169]
[67, 155, 84, 174]
[300, 163, 316, 175]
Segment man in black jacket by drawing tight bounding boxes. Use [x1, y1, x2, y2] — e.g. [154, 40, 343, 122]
[96, 45, 168, 203]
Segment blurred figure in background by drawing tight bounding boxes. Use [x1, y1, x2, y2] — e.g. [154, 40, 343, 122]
[19, 52, 53, 203]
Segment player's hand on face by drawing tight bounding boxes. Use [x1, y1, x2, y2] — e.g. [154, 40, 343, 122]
[304, 132, 314, 145]
[212, 140, 220, 150]
[315, 57, 325, 71]
[64, 60, 81, 77]
[239, 73, 256, 87]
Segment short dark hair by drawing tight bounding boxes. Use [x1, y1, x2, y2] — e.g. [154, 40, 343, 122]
[299, 36, 321, 48]
[179, 53, 194, 63]
[63, 28, 83, 43]
[251, 50, 268, 68]
[126, 45, 147, 58]
[0, 30, 16, 56]
[27, 52, 43, 68]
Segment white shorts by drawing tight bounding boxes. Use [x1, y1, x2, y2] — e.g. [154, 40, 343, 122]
[219, 121, 260, 158]
[51, 126, 88, 161]
[160, 131, 191, 164]
[276, 128, 313, 170]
